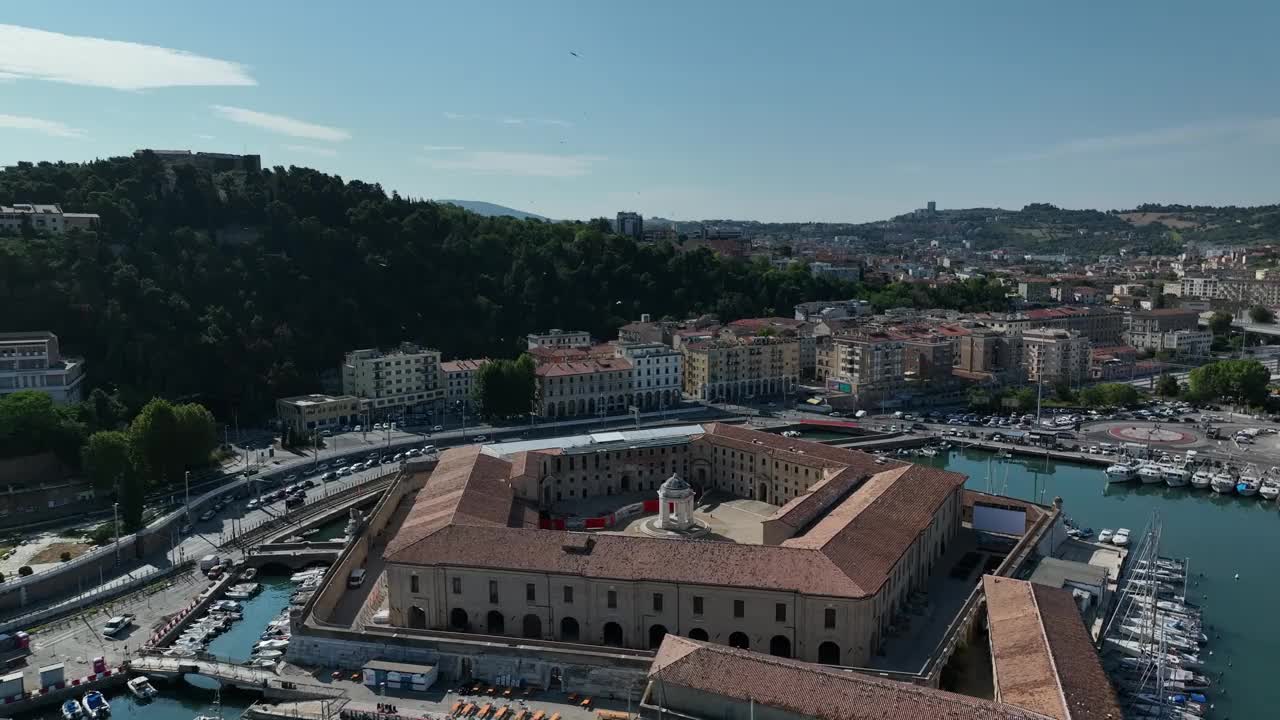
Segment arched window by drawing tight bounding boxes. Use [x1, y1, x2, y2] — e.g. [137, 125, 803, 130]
[769, 635, 792, 658]
[522, 614, 542, 639]
[648, 624, 669, 649]
[818, 641, 841, 665]
[728, 632, 749, 649]
[560, 616, 580, 642]
[687, 628, 709, 641]
[486, 610, 505, 635]
[602, 622, 624, 647]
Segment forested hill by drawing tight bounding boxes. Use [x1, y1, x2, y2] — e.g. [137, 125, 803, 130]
[1, 153, 928, 419]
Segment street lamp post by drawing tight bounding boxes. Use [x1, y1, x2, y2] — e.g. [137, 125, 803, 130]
[113, 502, 120, 565]
[184, 470, 191, 522]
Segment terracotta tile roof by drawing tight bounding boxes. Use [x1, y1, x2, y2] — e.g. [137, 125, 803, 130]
[785, 465, 965, 595]
[534, 358, 632, 377]
[766, 466, 866, 531]
[441, 358, 488, 373]
[648, 635, 1053, 720]
[701, 423, 896, 475]
[984, 577, 1122, 720]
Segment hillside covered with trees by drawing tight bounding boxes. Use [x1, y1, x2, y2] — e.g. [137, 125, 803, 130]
[2, 154, 1012, 420]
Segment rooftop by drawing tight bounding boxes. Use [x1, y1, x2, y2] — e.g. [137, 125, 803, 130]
[440, 358, 488, 373]
[534, 357, 632, 377]
[278, 393, 356, 407]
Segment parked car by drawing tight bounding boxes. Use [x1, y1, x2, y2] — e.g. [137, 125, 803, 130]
[354, 425, 363, 432]
[473, 435, 487, 442]
[339, 466, 354, 476]
[199, 509, 216, 522]
[432, 425, 443, 432]
[374, 423, 383, 430]
[300, 479, 316, 489]
[322, 471, 338, 482]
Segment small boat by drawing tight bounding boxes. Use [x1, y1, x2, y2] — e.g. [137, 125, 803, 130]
[1190, 470, 1213, 489]
[81, 691, 110, 719]
[1237, 477, 1261, 497]
[63, 699, 85, 720]
[1137, 463, 1164, 485]
[1105, 462, 1136, 482]
[239, 568, 258, 581]
[1210, 473, 1236, 494]
[1261, 479, 1280, 501]
[252, 649, 284, 659]
[1163, 466, 1189, 488]
[254, 638, 289, 650]
[211, 600, 242, 613]
[127, 676, 159, 700]
[1098, 529, 1113, 544]
[1112, 528, 1131, 546]
[248, 658, 280, 668]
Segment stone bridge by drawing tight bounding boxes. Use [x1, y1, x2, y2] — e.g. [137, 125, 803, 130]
[246, 541, 346, 570]
[129, 655, 347, 701]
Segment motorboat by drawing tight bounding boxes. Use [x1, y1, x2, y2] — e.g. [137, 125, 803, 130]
[1163, 465, 1189, 487]
[81, 691, 110, 719]
[211, 600, 242, 613]
[248, 658, 280, 669]
[1261, 478, 1280, 501]
[225, 583, 260, 600]
[127, 676, 159, 700]
[1137, 463, 1165, 485]
[1103, 638, 1202, 668]
[1237, 477, 1261, 497]
[1105, 462, 1137, 482]
[1112, 528, 1131, 546]
[164, 646, 197, 658]
[1210, 473, 1236, 494]
[239, 568, 258, 581]
[1190, 469, 1213, 489]
[63, 699, 85, 720]
[1098, 529, 1114, 544]
[254, 638, 289, 651]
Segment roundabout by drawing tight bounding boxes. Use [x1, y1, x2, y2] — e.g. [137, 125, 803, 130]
[1107, 425, 1197, 446]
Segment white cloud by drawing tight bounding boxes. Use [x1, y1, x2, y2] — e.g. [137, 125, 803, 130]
[442, 112, 465, 120]
[424, 150, 603, 178]
[0, 23, 254, 90]
[422, 145, 465, 152]
[500, 116, 572, 128]
[211, 105, 349, 141]
[282, 144, 338, 157]
[195, 133, 216, 140]
[0, 113, 84, 138]
[1007, 117, 1280, 162]
[501, 117, 525, 125]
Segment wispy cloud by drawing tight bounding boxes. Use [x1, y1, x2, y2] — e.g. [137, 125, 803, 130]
[1005, 117, 1280, 162]
[0, 24, 254, 90]
[444, 111, 571, 128]
[0, 113, 84, 138]
[423, 150, 603, 178]
[211, 105, 350, 141]
[501, 117, 524, 125]
[195, 133, 216, 140]
[422, 145, 465, 152]
[442, 112, 465, 120]
[282, 144, 338, 157]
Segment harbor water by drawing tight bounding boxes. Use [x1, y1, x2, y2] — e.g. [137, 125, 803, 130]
[205, 574, 294, 663]
[923, 447, 1278, 719]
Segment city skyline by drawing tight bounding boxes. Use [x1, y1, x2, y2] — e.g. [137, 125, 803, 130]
[3, 2, 1280, 222]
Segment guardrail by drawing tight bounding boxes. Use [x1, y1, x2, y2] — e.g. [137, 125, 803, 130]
[223, 472, 395, 550]
[0, 561, 195, 635]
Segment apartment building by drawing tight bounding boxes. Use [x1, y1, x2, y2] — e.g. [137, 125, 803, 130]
[536, 357, 633, 418]
[1125, 309, 1211, 357]
[1016, 278, 1053, 302]
[342, 343, 443, 416]
[527, 329, 591, 350]
[900, 335, 954, 383]
[824, 333, 904, 394]
[276, 393, 360, 436]
[681, 336, 799, 401]
[793, 299, 872, 322]
[0, 204, 100, 234]
[0, 331, 86, 404]
[1128, 308, 1199, 335]
[614, 342, 683, 411]
[1020, 329, 1090, 385]
[1171, 276, 1280, 305]
[983, 306, 1123, 345]
[440, 359, 488, 412]
[722, 318, 816, 378]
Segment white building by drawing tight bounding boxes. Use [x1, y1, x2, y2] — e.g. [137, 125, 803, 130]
[526, 329, 591, 350]
[0, 331, 85, 404]
[342, 343, 443, 417]
[441, 358, 488, 412]
[0, 204, 99, 234]
[615, 342, 684, 410]
[1126, 329, 1212, 358]
[1020, 329, 1090, 385]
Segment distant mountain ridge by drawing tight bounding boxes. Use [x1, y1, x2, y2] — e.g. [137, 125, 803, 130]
[438, 200, 548, 221]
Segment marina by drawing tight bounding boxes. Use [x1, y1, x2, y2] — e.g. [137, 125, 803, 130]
[922, 447, 1276, 719]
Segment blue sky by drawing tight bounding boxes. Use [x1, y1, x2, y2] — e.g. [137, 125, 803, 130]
[2, 1, 1279, 221]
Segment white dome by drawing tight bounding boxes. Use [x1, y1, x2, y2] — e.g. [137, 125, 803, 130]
[659, 473, 692, 496]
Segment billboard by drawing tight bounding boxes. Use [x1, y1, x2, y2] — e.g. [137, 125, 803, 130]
[826, 379, 852, 394]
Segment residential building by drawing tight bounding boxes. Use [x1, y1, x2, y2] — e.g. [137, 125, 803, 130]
[1173, 276, 1280, 305]
[342, 343, 443, 417]
[1127, 329, 1212, 358]
[722, 318, 816, 378]
[900, 335, 953, 383]
[1020, 329, 1090, 385]
[0, 204, 100, 234]
[527, 329, 591, 350]
[681, 335, 799, 401]
[1127, 308, 1199, 335]
[615, 342, 683, 411]
[441, 359, 489, 412]
[618, 314, 676, 345]
[983, 306, 1123, 345]
[953, 329, 1023, 384]
[536, 357, 632, 418]
[616, 211, 643, 240]
[1016, 278, 1053, 303]
[276, 393, 360, 436]
[793, 299, 872, 322]
[809, 262, 862, 282]
[1091, 345, 1137, 381]
[134, 148, 262, 173]
[825, 332, 904, 394]
[0, 331, 85, 404]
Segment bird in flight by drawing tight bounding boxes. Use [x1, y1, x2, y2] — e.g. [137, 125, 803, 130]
[570, 51, 580, 58]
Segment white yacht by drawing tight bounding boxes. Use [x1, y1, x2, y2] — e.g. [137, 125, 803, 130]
[1163, 465, 1189, 488]
[1191, 469, 1213, 489]
[1098, 529, 1114, 543]
[127, 676, 158, 701]
[1137, 463, 1165, 485]
[1105, 462, 1137, 482]
[1112, 527, 1131, 546]
[1211, 472, 1236, 494]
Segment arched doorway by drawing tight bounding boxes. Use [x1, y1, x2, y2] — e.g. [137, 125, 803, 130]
[770, 635, 792, 658]
[728, 632, 749, 649]
[818, 641, 841, 665]
[648, 624, 668, 649]
[449, 608, 468, 631]
[486, 610, 505, 635]
[697, 467, 707, 485]
[756, 482, 768, 503]
[560, 616, 580, 642]
[409, 606, 427, 629]
[602, 622, 624, 647]
[522, 614, 542, 639]
[687, 628, 709, 641]
[621, 475, 630, 492]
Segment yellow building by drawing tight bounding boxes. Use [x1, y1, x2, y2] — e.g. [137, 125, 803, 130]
[276, 393, 360, 436]
[680, 336, 799, 401]
[342, 342, 443, 417]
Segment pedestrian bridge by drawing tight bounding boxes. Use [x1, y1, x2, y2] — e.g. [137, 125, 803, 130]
[245, 541, 346, 570]
[129, 655, 346, 700]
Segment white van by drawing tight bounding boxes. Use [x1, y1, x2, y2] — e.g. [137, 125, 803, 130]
[347, 568, 367, 588]
[199, 554, 222, 572]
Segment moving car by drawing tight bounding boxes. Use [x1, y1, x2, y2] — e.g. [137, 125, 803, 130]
[199, 509, 216, 522]
[102, 614, 135, 639]
[432, 425, 443, 432]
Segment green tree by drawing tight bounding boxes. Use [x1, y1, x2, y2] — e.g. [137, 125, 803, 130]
[1155, 374, 1180, 398]
[1187, 359, 1271, 406]
[129, 398, 182, 487]
[0, 391, 87, 464]
[82, 430, 133, 493]
[1052, 380, 1075, 402]
[174, 402, 218, 468]
[1249, 305, 1275, 324]
[1208, 311, 1234, 335]
[84, 387, 128, 432]
[473, 355, 536, 419]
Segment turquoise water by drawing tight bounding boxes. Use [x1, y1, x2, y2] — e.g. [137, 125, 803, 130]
[21, 684, 252, 720]
[923, 448, 1279, 719]
[204, 574, 293, 663]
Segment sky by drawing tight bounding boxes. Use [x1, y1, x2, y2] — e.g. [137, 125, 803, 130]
[2, 1, 1279, 222]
